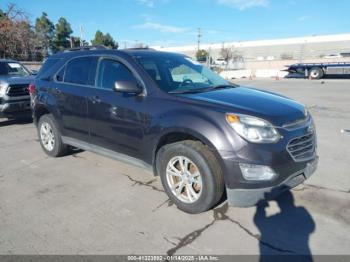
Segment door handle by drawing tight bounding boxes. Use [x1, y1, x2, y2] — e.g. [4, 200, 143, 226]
[53, 88, 61, 94]
[91, 95, 101, 104]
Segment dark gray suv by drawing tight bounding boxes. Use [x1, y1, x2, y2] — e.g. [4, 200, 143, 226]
[31, 47, 318, 213]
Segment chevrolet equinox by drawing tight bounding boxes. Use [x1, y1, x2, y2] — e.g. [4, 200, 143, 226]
[31, 47, 318, 214]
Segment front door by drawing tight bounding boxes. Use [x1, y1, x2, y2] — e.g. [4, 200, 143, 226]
[87, 57, 148, 158]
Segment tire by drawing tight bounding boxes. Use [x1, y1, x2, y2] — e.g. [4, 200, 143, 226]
[157, 140, 224, 214]
[37, 114, 67, 157]
[309, 67, 324, 79]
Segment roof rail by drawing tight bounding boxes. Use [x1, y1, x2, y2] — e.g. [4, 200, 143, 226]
[62, 45, 109, 53]
[124, 47, 155, 51]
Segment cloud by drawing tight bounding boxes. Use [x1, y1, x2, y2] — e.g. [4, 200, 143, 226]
[136, 0, 154, 7]
[217, 0, 269, 10]
[133, 22, 187, 33]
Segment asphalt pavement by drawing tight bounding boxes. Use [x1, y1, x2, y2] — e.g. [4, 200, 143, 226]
[0, 78, 349, 257]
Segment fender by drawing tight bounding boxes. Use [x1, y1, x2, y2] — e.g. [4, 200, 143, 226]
[154, 108, 235, 151]
[33, 90, 63, 131]
[145, 108, 236, 177]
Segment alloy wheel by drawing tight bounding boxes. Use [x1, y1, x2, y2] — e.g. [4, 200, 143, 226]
[166, 156, 203, 203]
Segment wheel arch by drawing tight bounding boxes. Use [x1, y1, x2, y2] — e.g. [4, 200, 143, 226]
[152, 128, 226, 178]
[33, 103, 51, 126]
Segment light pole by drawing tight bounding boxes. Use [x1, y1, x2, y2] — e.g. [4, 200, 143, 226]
[197, 28, 202, 51]
[79, 25, 84, 47]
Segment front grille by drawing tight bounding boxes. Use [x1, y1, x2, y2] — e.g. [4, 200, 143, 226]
[7, 84, 29, 97]
[287, 132, 316, 162]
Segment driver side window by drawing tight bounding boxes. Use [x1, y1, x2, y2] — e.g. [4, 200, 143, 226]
[97, 59, 136, 90]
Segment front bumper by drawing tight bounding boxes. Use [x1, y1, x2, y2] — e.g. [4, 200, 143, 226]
[226, 157, 318, 207]
[217, 114, 318, 207]
[0, 99, 31, 117]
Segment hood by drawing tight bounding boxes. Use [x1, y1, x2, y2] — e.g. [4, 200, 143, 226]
[178, 86, 306, 127]
[0, 75, 34, 85]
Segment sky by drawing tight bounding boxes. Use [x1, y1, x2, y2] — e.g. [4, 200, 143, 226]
[4, 0, 350, 47]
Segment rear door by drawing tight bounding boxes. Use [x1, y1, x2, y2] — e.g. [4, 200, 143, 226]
[87, 57, 148, 158]
[53, 56, 97, 142]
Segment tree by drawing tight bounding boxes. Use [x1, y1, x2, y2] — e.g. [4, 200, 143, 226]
[220, 47, 233, 70]
[53, 17, 73, 51]
[91, 30, 118, 49]
[196, 49, 208, 62]
[220, 47, 233, 63]
[0, 3, 42, 60]
[70, 36, 88, 48]
[35, 12, 55, 55]
[103, 33, 118, 49]
[91, 30, 104, 46]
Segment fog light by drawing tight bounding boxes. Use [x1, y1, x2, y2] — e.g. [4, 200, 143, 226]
[239, 163, 277, 181]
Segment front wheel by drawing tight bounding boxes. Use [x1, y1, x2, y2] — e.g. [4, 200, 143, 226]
[157, 141, 224, 214]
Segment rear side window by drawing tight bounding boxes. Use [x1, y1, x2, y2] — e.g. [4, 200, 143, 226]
[64, 57, 96, 85]
[97, 59, 136, 90]
[37, 58, 61, 78]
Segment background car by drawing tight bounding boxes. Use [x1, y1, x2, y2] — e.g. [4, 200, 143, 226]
[0, 59, 36, 119]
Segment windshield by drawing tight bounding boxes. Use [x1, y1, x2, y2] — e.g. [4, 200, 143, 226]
[0, 62, 30, 77]
[136, 54, 230, 93]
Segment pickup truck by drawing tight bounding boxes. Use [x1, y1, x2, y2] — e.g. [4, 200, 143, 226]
[286, 62, 350, 79]
[0, 59, 35, 119]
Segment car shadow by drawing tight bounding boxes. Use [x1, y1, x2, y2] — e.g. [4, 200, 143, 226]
[254, 190, 315, 262]
[0, 116, 33, 127]
[70, 147, 85, 156]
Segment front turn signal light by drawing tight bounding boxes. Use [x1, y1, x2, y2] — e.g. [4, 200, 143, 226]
[226, 114, 240, 123]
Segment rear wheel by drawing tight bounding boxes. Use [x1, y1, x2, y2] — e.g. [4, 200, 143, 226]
[309, 67, 324, 79]
[38, 114, 67, 157]
[157, 140, 224, 214]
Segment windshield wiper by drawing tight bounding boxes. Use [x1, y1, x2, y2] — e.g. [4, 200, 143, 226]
[168, 88, 210, 94]
[188, 84, 238, 93]
[209, 84, 239, 90]
[168, 84, 238, 94]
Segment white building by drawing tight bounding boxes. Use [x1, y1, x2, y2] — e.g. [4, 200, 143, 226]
[153, 33, 350, 61]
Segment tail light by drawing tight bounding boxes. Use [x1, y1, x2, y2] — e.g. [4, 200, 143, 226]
[28, 83, 36, 94]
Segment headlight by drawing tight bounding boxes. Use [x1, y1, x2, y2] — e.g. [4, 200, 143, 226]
[226, 113, 281, 143]
[0, 81, 9, 96]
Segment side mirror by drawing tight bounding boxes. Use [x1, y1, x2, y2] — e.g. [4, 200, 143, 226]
[31, 70, 38, 75]
[114, 80, 142, 94]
